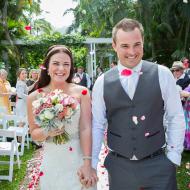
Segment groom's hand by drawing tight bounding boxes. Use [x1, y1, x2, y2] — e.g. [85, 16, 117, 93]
[90, 168, 98, 187]
[77, 166, 98, 188]
[77, 166, 91, 188]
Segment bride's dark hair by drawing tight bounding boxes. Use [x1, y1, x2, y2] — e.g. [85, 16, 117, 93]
[31, 45, 74, 92]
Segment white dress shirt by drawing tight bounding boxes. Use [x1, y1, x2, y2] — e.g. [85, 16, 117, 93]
[92, 61, 185, 169]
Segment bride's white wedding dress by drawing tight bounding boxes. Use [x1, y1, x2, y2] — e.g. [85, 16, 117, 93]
[40, 104, 96, 190]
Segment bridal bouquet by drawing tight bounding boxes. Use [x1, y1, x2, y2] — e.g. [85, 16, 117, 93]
[32, 89, 78, 144]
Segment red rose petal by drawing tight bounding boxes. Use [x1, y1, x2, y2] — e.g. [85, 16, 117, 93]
[82, 89, 87, 95]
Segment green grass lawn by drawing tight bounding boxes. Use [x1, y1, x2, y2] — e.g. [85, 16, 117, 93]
[0, 144, 35, 190]
[177, 151, 190, 190]
[0, 147, 189, 190]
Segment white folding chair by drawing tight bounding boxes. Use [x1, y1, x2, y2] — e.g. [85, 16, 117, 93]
[0, 106, 8, 126]
[0, 129, 20, 182]
[2, 114, 29, 156]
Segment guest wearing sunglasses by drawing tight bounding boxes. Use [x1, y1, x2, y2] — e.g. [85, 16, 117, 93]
[171, 61, 190, 90]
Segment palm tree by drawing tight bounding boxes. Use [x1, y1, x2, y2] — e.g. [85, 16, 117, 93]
[0, 0, 41, 84]
[33, 18, 53, 36]
[64, 0, 136, 37]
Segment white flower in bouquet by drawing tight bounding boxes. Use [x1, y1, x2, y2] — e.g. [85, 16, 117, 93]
[65, 107, 74, 119]
[32, 99, 41, 109]
[51, 95, 58, 102]
[44, 110, 54, 120]
[39, 113, 45, 121]
[55, 104, 63, 112]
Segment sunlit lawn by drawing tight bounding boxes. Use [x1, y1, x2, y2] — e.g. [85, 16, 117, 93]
[177, 151, 190, 190]
[0, 144, 35, 190]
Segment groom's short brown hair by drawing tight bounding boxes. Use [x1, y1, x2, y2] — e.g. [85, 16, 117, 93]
[112, 18, 144, 43]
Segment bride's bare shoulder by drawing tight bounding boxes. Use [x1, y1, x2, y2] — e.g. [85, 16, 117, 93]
[28, 88, 46, 101]
[71, 83, 88, 94]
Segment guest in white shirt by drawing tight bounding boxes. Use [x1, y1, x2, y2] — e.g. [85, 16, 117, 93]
[96, 67, 104, 78]
[73, 66, 91, 89]
[16, 68, 28, 126]
[92, 18, 185, 190]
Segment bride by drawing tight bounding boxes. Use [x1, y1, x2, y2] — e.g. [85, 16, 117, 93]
[27, 45, 98, 190]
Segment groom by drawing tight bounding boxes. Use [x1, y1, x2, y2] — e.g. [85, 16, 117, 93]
[92, 18, 185, 190]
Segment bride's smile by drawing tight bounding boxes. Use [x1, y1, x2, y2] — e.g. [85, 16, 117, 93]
[48, 52, 71, 83]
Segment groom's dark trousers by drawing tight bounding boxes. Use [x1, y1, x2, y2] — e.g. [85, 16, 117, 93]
[104, 150, 177, 190]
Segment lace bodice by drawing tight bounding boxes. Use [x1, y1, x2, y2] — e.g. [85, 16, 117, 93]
[64, 105, 80, 139]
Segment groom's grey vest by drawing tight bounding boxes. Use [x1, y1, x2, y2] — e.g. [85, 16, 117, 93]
[104, 61, 165, 159]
